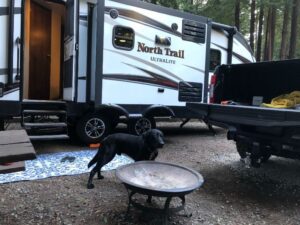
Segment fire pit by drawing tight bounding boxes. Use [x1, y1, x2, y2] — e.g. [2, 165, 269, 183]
[116, 161, 204, 225]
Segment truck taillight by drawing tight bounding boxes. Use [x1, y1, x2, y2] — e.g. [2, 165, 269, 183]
[209, 74, 217, 103]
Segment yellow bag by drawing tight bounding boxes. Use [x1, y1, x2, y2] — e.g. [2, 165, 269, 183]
[262, 91, 300, 109]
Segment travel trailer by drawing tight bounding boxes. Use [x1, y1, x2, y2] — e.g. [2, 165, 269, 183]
[0, 0, 255, 143]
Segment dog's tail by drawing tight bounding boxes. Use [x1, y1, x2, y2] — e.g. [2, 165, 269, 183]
[88, 147, 102, 168]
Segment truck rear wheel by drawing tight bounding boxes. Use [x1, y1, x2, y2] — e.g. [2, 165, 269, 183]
[236, 141, 272, 163]
[261, 150, 272, 163]
[236, 141, 248, 159]
[76, 113, 111, 144]
[129, 117, 156, 135]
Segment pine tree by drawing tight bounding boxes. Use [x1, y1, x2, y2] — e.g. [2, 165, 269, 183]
[288, 0, 300, 59]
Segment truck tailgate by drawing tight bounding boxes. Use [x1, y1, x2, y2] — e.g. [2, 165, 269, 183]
[187, 103, 300, 127]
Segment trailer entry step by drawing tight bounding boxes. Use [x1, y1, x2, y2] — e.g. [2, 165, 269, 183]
[23, 122, 67, 128]
[22, 110, 67, 115]
[21, 101, 69, 141]
[29, 134, 69, 141]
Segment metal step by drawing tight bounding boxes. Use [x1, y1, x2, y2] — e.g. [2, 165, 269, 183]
[29, 134, 69, 141]
[23, 122, 67, 128]
[22, 110, 67, 115]
[22, 99, 65, 104]
[21, 100, 67, 111]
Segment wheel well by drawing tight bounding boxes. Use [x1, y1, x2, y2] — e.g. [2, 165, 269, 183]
[94, 105, 129, 122]
[143, 105, 175, 118]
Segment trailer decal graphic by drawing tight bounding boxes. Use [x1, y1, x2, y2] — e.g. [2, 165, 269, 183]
[137, 42, 185, 59]
[105, 7, 182, 37]
[105, 49, 191, 86]
[150, 57, 176, 64]
[183, 65, 205, 74]
[103, 74, 177, 90]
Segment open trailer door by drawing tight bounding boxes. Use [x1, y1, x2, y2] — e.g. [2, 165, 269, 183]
[0, 0, 22, 120]
[63, 0, 79, 101]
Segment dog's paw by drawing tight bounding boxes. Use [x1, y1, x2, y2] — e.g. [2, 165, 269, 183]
[97, 175, 104, 180]
[87, 183, 95, 189]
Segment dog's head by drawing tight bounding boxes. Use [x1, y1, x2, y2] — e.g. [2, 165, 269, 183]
[142, 129, 164, 160]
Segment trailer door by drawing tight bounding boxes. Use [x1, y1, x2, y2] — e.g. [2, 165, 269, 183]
[63, 0, 79, 101]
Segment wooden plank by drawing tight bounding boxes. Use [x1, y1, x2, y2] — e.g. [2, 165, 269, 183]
[0, 130, 36, 163]
[0, 161, 25, 174]
[0, 143, 36, 163]
[0, 130, 30, 145]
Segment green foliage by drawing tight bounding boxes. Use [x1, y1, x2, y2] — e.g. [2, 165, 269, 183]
[144, 0, 300, 60]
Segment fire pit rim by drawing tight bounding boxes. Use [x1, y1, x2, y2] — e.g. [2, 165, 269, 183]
[116, 161, 204, 195]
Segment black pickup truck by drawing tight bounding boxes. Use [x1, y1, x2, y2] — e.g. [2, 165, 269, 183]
[188, 59, 300, 167]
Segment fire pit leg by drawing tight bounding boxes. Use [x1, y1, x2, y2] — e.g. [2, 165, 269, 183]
[179, 196, 192, 218]
[162, 196, 172, 225]
[126, 190, 136, 217]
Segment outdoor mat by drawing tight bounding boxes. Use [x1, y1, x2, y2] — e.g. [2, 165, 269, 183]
[0, 150, 133, 184]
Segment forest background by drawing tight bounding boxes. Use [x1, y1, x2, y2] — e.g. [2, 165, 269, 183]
[143, 0, 300, 61]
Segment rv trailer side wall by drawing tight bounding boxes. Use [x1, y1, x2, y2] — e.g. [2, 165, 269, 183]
[100, 0, 209, 109]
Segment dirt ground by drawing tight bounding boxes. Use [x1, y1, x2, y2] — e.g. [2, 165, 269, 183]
[1, 121, 300, 225]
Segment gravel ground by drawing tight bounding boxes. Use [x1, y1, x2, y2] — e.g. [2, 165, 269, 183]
[1, 121, 300, 225]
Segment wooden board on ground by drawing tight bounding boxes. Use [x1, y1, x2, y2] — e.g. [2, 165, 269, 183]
[0, 161, 25, 174]
[0, 130, 36, 164]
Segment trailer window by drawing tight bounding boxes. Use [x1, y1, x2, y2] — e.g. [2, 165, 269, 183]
[113, 26, 134, 50]
[210, 49, 221, 71]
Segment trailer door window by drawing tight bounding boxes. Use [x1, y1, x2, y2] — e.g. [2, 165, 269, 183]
[210, 49, 221, 71]
[113, 26, 134, 50]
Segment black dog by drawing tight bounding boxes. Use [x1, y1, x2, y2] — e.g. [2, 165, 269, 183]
[87, 129, 164, 189]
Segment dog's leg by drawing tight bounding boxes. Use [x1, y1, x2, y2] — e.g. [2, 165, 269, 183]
[97, 167, 104, 180]
[87, 167, 98, 189]
[97, 151, 117, 179]
[87, 158, 104, 189]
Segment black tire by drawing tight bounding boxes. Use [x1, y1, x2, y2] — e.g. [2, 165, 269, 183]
[236, 141, 272, 163]
[261, 150, 272, 163]
[76, 113, 111, 144]
[236, 141, 249, 159]
[129, 117, 156, 135]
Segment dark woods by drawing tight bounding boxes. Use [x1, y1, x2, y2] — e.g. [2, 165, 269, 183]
[142, 0, 300, 61]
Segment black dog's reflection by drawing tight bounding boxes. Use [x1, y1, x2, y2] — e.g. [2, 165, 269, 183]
[87, 129, 164, 189]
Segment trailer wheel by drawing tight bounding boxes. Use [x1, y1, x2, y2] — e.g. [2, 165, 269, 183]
[76, 113, 111, 144]
[129, 117, 156, 135]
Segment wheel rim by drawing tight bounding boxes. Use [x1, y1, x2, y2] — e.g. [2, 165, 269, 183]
[85, 118, 105, 139]
[135, 117, 152, 135]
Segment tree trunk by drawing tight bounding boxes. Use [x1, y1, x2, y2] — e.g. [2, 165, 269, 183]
[250, 0, 256, 52]
[263, 5, 276, 61]
[280, 0, 291, 59]
[270, 5, 277, 59]
[263, 7, 272, 61]
[288, 0, 300, 59]
[235, 0, 241, 31]
[256, 3, 264, 61]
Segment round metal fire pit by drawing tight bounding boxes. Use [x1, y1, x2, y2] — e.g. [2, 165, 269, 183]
[116, 161, 204, 225]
